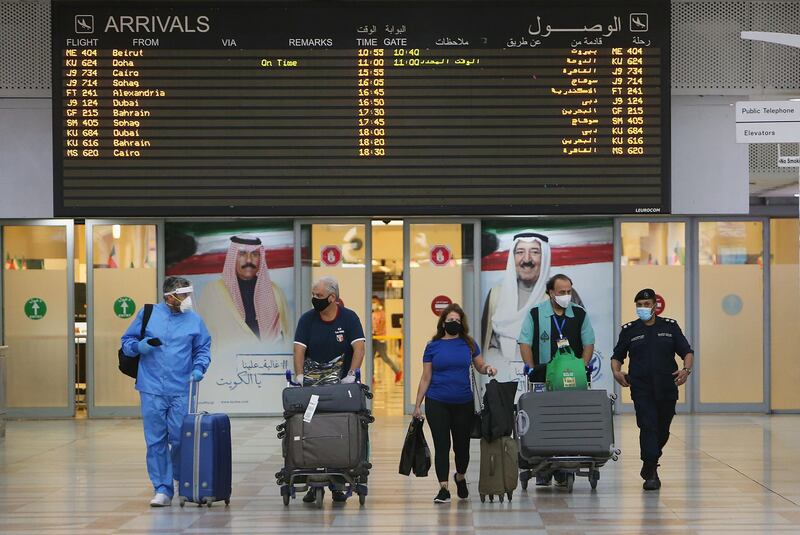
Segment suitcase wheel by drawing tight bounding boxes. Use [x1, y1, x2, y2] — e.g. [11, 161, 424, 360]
[479, 494, 486, 503]
[589, 470, 600, 490]
[358, 493, 366, 506]
[224, 498, 230, 506]
[489, 495, 494, 503]
[507, 492, 513, 501]
[206, 497, 215, 508]
[283, 494, 290, 506]
[179, 497, 186, 508]
[499, 494, 504, 503]
[566, 473, 575, 493]
[521, 479, 528, 490]
[315, 487, 324, 508]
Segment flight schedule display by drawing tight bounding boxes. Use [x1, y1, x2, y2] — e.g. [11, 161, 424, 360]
[52, 1, 670, 216]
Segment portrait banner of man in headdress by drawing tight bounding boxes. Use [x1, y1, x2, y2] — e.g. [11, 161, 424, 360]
[480, 221, 615, 394]
[166, 224, 295, 414]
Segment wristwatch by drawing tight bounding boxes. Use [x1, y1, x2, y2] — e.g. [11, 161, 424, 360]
[682, 367, 692, 374]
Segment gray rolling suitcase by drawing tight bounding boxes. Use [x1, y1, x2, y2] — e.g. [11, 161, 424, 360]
[283, 412, 370, 471]
[516, 390, 615, 459]
[282, 383, 370, 416]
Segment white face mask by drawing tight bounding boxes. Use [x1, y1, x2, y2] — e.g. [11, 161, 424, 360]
[179, 295, 193, 313]
[554, 294, 572, 309]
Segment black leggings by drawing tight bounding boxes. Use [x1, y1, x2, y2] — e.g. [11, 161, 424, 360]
[425, 397, 473, 483]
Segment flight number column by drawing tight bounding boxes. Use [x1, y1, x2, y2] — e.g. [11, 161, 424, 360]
[356, 48, 387, 157]
[63, 48, 101, 158]
[610, 47, 646, 157]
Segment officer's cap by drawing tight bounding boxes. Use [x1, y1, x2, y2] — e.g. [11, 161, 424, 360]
[634, 288, 656, 302]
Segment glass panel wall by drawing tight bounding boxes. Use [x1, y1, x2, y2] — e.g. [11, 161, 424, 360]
[620, 221, 687, 408]
[770, 218, 799, 411]
[698, 221, 764, 407]
[2, 225, 71, 412]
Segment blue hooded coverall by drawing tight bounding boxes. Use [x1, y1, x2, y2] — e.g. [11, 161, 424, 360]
[121, 303, 212, 497]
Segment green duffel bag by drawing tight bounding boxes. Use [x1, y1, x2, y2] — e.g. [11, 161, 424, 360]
[545, 346, 589, 391]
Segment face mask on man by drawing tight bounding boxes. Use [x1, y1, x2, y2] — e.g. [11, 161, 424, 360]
[636, 306, 654, 321]
[554, 294, 572, 309]
[177, 295, 193, 313]
[444, 320, 463, 335]
[312, 296, 331, 313]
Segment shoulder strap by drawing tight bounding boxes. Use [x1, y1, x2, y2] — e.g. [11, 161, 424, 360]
[139, 304, 154, 340]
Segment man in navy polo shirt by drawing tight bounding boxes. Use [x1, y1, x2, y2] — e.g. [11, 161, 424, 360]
[293, 276, 366, 503]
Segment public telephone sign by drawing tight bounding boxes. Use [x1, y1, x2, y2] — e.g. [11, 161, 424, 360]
[114, 296, 136, 318]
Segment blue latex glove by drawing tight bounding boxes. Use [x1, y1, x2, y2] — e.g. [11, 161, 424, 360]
[191, 369, 204, 382]
[137, 338, 155, 356]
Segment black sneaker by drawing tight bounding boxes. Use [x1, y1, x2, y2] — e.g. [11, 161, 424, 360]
[433, 488, 451, 503]
[453, 474, 468, 499]
[303, 488, 318, 503]
[331, 490, 348, 502]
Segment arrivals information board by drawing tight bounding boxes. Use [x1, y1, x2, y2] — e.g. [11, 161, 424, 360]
[52, 1, 670, 216]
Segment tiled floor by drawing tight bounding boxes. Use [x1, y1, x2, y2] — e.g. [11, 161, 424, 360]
[1, 413, 799, 534]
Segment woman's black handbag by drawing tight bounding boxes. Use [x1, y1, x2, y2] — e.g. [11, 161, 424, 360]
[399, 417, 431, 477]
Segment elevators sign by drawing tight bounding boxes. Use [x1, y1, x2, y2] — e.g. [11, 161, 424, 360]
[320, 245, 342, 267]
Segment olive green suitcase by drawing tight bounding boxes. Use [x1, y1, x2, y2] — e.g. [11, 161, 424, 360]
[478, 436, 518, 502]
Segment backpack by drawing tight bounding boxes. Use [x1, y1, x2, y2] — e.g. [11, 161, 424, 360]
[118, 304, 154, 379]
[545, 346, 589, 391]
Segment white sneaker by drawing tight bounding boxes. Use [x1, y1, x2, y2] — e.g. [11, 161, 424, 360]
[149, 493, 172, 507]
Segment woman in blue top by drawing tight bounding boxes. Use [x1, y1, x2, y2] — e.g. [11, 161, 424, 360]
[413, 303, 496, 504]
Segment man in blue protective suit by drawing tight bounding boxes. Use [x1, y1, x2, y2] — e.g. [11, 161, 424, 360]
[121, 276, 212, 507]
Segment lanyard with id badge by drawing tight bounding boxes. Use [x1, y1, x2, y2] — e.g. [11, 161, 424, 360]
[554, 316, 570, 350]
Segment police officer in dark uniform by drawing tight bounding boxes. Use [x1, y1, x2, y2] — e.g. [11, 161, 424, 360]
[611, 288, 694, 491]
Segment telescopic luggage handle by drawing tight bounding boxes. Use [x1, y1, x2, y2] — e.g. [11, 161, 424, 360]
[188, 378, 200, 414]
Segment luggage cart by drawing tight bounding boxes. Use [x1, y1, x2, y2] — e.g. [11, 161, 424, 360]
[516, 366, 620, 493]
[277, 370, 371, 507]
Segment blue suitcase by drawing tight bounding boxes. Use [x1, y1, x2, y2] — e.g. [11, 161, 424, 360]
[178, 381, 232, 507]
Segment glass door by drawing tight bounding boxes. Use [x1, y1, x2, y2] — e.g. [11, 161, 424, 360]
[770, 218, 799, 412]
[86, 220, 160, 417]
[298, 221, 371, 377]
[695, 220, 767, 412]
[1, 220, 75, 417]
[405, 221, 478, 413]
[617, 220, 690, 413]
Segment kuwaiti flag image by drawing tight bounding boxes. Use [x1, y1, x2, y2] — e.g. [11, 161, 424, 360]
[166, 222, 295, 415]
[479, 220, 614, 393]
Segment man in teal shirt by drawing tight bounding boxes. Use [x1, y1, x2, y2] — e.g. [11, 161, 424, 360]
[518, 274, 595, 368]
[517, 274, 595, 487]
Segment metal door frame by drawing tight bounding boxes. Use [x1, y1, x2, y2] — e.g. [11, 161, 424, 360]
[402, 218, 480, 415]
[692, 216, 770, 413]
[613, 217, 693, 415]
[0, 219, 75, 418]
[85, 219, 163, 418]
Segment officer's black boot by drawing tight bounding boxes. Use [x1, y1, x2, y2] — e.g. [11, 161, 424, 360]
[642, 463, 661, 491]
